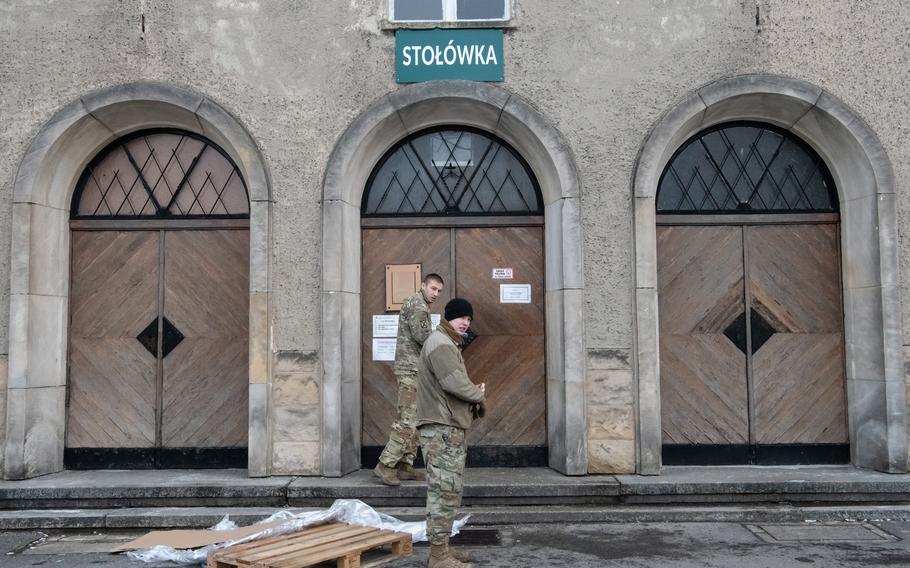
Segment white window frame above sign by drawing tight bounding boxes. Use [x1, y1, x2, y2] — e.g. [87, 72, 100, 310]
[389, 0, 511, 23]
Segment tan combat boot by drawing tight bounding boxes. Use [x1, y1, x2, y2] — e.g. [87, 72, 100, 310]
[396, 463, 427, 481]
[373, 462, 400, 486]
[427, 543, 474, 568]
[449, 546, 472, 562]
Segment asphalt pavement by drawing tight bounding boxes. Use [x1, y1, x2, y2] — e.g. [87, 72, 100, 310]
[4, 519, 910, 567]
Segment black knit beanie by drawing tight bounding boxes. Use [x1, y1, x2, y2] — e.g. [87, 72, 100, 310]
[444, 298, 474, 321]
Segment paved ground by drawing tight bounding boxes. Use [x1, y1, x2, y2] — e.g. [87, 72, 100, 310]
[4, 520, 910, 567]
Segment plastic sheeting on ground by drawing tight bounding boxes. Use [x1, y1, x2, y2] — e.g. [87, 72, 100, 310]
[125, 498, 470, 565]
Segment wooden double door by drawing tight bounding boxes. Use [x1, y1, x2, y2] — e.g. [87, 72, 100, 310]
[361, 225, 546, 466]
[66, 229, 249, 468]
[658, 222, 848, 464]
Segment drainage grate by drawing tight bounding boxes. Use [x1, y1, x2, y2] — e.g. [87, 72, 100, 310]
[450, 529, 502, 546]
[746, 523, 900, 544]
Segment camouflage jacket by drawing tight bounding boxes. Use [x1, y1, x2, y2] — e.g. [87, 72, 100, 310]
[393, 290, 432, 374]
[416, 323, 485, 429]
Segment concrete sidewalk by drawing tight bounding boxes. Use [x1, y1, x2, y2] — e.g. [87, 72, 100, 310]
[6, 521, 910, 567]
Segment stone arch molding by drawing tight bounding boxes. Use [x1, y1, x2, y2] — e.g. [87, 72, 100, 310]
[3, 82, 273, 479]
[321, 81, 586, 476]
[632, 74, 907, 474]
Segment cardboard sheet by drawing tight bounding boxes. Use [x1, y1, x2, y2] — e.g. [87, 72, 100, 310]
[111, 518, 291, 552]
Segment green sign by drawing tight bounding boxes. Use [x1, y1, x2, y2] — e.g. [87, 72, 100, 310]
[396, 29, 503, 83]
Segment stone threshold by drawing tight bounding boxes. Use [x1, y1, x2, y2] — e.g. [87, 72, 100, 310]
[1, 466, 908, 510]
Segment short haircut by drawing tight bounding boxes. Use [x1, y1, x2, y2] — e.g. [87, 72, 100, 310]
[423, 273, 444, 285]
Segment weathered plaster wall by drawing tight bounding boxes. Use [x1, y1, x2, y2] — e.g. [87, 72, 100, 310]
[1, 0, 908, 473]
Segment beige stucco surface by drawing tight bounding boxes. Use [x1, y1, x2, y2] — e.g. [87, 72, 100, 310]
[1, 1, 908, 474]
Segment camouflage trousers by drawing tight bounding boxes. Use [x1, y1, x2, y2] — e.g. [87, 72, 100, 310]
[378, 372, 419, 468]
[418, 423, 467, 546]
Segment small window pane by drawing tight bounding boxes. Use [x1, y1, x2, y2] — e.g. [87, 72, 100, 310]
[457, 0, 506, 20]
[393, 0, 443, 21]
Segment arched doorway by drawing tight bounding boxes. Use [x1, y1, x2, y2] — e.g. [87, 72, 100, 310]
[321, 81, 585, 476]
[656, 122, 847, 464]
[65, 129, 250, 468]
[360, 127, 547, 466]
[633, 75, 907, 474]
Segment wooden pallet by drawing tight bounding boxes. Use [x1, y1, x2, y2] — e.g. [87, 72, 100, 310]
[207, 522, 413, 568]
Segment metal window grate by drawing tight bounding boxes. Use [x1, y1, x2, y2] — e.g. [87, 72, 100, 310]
[362, 127, 542, 216]
[657, 122, 837, 214]
[72, 129, 250, 219]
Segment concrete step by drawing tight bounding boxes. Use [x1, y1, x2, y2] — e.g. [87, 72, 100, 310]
[4, 504, 910, 530]
[2, 466, 909, 510]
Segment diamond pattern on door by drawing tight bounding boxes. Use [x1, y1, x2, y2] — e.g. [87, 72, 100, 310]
[658, 222, 847, 458]
[135, 317, 185, 358]
[67, 229, 249, 452]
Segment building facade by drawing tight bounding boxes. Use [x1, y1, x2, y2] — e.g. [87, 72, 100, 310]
[1, 0, 908, 479]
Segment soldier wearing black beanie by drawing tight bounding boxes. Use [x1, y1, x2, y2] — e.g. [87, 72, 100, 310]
[417, 295, 484, 566]
[444, 298, 473, 322]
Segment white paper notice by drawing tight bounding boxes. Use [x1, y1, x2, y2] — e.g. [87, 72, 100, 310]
[372, 338, 397, 361]
[372, 315, 399, 338]
[431, 314, 441, 328]
[492, 268, 513, 279]
[500, 284, 531, 303]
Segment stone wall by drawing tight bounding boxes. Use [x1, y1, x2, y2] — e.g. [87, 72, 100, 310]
[586, 349, 635, 473]
[1, 1, 909, 474]
[271, 351, 321, 475]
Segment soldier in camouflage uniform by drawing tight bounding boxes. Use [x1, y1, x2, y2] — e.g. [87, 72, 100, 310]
[374, 273, 445, 486]
[416, 298, 485, 568]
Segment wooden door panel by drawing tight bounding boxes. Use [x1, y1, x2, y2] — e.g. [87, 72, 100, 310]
[657, 225, 746, 334]
[67, 231, 159, 448]
[749, 225, 843, 333]
[752, 333, 847, 443]
[456, 227, 546, 446]
[454, 227, 544, 335]
[161, 337, 249, 447]
[361, 228, 452, 446]
[162, 230, 249, 448]
[748, 224, 847, 444]
[660, 335, 749, 444]
[464, 335, 546, 445]
[657, 225, 749, 444]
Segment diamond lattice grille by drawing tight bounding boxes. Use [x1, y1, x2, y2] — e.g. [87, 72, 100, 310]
[363, 129, 541, 216]
[657, 123, 837, 213]
[73, 131, 249, 218]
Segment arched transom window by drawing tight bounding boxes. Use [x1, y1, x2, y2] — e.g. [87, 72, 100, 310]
[362, 127, 542, 216]
[72, 129, 249, 219]
[657, 122, 837, 214]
